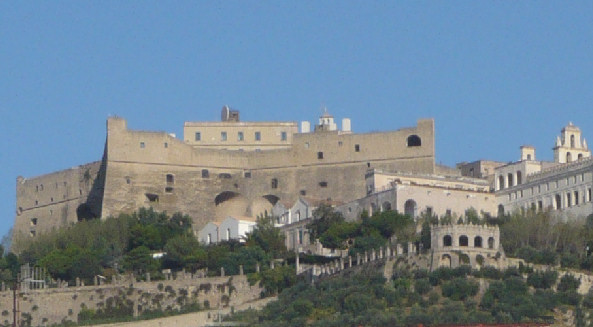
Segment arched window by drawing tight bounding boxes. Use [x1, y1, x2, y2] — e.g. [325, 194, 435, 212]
[459, 235, 468, 247]
[406, 135, 421, 147]
[567, 152, 572, 163]
[571, 135, 575, 148]
[443, 235, 452, 247]
[440, 254, 451, 268]
[555, 194, 562, 209]
[382, 201, 392, 212]
[578, 153, 584, 160]
[474, 236, 483, 248]
[507, 173, 514, 187]
[498, 175, 505, 190]
[516, 171, 522, 185]
[404, 199, 417, 217]
[488, 237, 495, 249]
[497, 204, 505, 216]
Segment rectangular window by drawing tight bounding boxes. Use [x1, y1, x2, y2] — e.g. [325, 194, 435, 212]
[589, 188, 592, 202]
[426, 206, 433, 216]
[244, 171, 251, 178]
[221, 132, 227, 141]
[446, 209, 452, 216]
[575, 191, 579, 205]
[238, 131, 244, 141]
[538, 201, 543, 211]
[299, 230, 303, 244]
[317, 152, 324, 159]
[140, 142, 145, 148]
[201, 169, 209, 178]
[255, 131, 261, 141]
[195, 132, 201, 141]
[281, 131, 287, 141]
[355, 144, 360, 152]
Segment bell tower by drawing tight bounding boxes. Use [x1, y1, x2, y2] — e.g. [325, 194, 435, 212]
[553, 122, 591, 163]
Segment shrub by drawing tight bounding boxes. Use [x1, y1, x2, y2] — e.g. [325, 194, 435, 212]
[557, 274, 580, 292]
[441, 278, 479, 301]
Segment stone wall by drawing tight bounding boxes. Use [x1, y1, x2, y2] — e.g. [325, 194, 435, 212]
[0, 273, 262, 327]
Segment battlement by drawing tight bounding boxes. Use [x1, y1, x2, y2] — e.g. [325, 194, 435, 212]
[527, 156, 593, 182]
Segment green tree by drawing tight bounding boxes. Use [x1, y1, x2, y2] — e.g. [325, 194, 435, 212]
[244, 214, 286, 258]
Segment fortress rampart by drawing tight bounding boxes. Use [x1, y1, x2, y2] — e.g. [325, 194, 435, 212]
[14, 113, 436, 243]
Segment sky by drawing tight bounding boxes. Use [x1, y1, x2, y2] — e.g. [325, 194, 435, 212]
[1, 2, 593, 241]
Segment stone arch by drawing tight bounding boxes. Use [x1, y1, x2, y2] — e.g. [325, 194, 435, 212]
[459, 253, 470, 265]
[76, 203, 97, 222]
[497, 204, 505, 216]
[214, 191, 249, 220]
[516, 171, 522, 185]
[571, 134, 575, 148]
[249, 196, 275, 218]
[404, 199, 417, 217]
[476, 254, 484, 267]
[406, 135, 421, 147]
[440, 254, 451, 268]
[474, 236, 483, 248]
[488, 237, 495, 249]
[555, 194, 562, 209]
[578, 153, 584, 160]
[262, 194, 280, 206]
[382, 201, 392, 212]
[443, 235, 452, 247]
[459, 235, 469, 247]
[567, 152, 572, 163]
[498, 175, 505, 190]
[507, 173, 514, 187]
[215, 191, 240, 206]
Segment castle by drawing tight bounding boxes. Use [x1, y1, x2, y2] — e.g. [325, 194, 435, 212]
[14, 108, 593, 250]
[13, 107, 436, 247]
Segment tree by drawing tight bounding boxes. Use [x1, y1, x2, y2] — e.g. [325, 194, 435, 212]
[307, 205, 345, 241]
[123, 246, 159, 274]
[244, 214, 286, 258]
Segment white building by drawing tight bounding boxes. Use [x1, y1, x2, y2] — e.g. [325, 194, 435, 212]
[495, 123, 593, 219]
[336, 169, 497, 221]
[197, 215, 257, 244]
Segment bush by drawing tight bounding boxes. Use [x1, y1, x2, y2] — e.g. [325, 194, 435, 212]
[526, 270, 557, 289]
[441, 278, 479, 301]
[414, 278, 431, 295]
[557, 274, 580, 292]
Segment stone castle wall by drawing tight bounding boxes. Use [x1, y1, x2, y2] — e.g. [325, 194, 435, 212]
[0, 274, 261, 327]
[14, 116, 436, 241]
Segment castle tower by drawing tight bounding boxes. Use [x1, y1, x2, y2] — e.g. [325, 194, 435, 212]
[553, 122, 591, 163]
[520, 145, 536, 161]
[314, 108, 337, 132]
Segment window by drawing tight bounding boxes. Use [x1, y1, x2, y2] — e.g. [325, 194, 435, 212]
[244, 171, 251, 178]
[589, 188, 592, 202]
[298, 230, 303, 244]
[226, 228, 231, 240]
[140, 142, 145, 148]
[30, 230, 36, 237]
[281, 131, 287, 141]
[538, 201, 543, 211]
[355, 144, 360, 152]
[304, 142, 309, 149]
[319, 181, 328, 188]
[443, 235, 452, 247]
[201, 169, 209, 178]
[567, 192, 572, 207]
[207, 233, 212, 244]
[317, 152, 324, 159]
[459, 235, 469, 247]
[165, 187, 174, 193]
[166, 174, 174, 184]
[575, 191, 579, 205]
[30, 218, 38, 226]
[221, 132, 227, 141]
[145, 193, 159, 203]
[338, 141, 343, 147]
[238, 131, 244, 141]
[406, 135, 421, 147]
[255, 131, 261, 141]
[446, 209, 452, 216]
[300, 190, 306, 196]
[195, 132, 201, 141]
[271, 178, 278, 189]
[164, 142, 168, 148]
[474, 236, 483, 248]
[426, 207, 433, 216]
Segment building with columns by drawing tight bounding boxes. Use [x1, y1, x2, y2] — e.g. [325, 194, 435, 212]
[495, 123, 593, 219]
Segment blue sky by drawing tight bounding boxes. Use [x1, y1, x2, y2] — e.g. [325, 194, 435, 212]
[1, 2, 592, 241]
